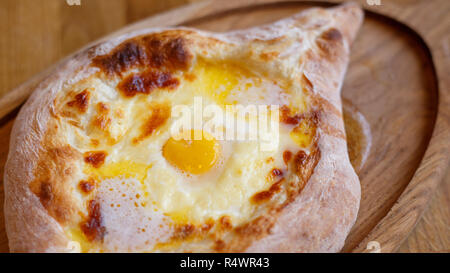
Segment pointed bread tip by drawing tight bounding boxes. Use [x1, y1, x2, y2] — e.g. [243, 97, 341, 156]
[331, 2, 364, 44]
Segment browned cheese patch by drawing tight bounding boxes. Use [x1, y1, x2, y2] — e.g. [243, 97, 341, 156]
[283, 151, 293, 166]
[287, 144, 321, 201]
[66, 89, 90, 113]
[292, 116, 317, 142]
[92, 31, 192, 76]
[84, 151, 107, 168]
[142, 35, 191, 71]
[92, 41, 148, 76]
[91, 102, 111, 132]
[118, 70, 179, 97]
[251, 179, 284, 204]
[80, 199, 106, 242]
[88, 102, 127, 146]
[133, 104, 171, 144]
[280, 105, 302, 125]
[79, 179, 96, 194]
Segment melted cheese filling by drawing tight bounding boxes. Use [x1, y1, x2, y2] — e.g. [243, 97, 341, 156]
[60, 59, 312, 248]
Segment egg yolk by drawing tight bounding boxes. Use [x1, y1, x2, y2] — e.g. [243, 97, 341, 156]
[163, 130, 220, 175]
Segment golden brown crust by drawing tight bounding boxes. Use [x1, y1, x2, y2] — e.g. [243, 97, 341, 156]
[4, 3, 363, 252]
[29, 144, 81, 224]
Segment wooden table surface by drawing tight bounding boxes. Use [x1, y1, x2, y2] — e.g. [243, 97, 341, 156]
[0, 0, 448, 253]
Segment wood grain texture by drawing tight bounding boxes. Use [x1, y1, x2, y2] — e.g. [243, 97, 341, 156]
[346, 0, 450, 253]
[127, 0, 203, 22]
[0, 0, 62, 96]
[398, 169, 450, 253]
[60, 0, 127, 56]
[0, 0, 448, 253]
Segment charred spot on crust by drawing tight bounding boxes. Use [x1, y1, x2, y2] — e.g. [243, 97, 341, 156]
[38, 181, 53, 207]
[92, 32, 191, 76]
[133, 104, 170, 144]
[92, 41, 148, 76]
[321, 28, 343, 41]
[80, 199, 106, 242]
[84, 151, 107, 168]
[66, 89, 90, 113]
[79, 179, 95, 194]
[317, 28, 344, 60]
[118, 70, 179, 97]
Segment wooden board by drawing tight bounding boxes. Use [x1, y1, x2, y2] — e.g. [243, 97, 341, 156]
[0, 0, 448, 253]
[398, 168, 450, 252]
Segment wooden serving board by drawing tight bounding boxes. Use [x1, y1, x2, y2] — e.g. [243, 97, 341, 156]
[0, 0, 448, 253]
